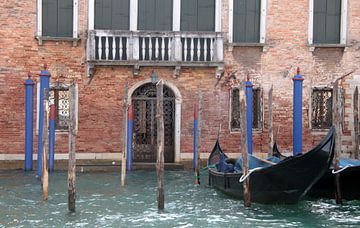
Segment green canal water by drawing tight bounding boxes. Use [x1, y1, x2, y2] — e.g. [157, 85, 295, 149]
[1, 170, 360, 228]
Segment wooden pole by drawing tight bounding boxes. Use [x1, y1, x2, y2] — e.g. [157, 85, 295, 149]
[121, 84, 128, 186]
[156, 80, 165, 210]
[42, 89, 49, 201]
[68, 83, 76, 212]
[268, 85, 273, 157]
[332, 80, 342, 204]
[195, 93, 202, 185]
[239, 82, 251, 207]
[354, 87, 359, 159]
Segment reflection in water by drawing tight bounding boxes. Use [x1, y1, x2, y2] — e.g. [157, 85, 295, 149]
[0, 171, 360, 227]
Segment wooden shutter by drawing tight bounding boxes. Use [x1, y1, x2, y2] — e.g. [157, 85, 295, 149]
[181, 0, 215, 31]
[181, 0, 197, 31]
[197, 0, 215, 31]
[57, 0, 73, 37]
[95, 0, 129, 30]
[138, 0, 172, 31]
[42, 0, 58, 37]
[233, 0, 260, 43]
[42, 0, 73, 37]
[313, 0, 341, 44]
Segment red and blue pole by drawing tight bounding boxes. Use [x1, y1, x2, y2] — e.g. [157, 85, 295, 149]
[245, 78, 253, 154]
[126, 105, 134, 171]
[293, 67, 304, 155]
[24, 73, 34, 171]
[193, 104, 198, 170]
[37, 64, 50, 177]
[48, 104, 56, 172]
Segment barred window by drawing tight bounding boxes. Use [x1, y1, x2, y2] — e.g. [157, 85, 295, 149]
[230, 87, 262, 131]
[50, 86, 70, 131]
[311, 88, 333, 129]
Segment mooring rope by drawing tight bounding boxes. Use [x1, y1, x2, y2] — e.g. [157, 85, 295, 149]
[239, 167, 263, 183]
[332, 165, 352, 174]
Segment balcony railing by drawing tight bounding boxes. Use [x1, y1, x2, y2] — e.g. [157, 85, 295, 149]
[87, 30, 224, 66]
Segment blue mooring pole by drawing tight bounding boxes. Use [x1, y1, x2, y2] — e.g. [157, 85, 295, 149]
[126, 105, 134, 171]
[193, 104, 198, 171]
[245, 79, 253, 155]
[293, 67, 304, 156]
[24, 74, 34, 171]
[48, 104, 56, 172]
[37, 65, 51, 177]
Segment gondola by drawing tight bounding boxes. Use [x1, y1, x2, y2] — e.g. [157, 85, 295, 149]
[272, 132, 360, 200]
[208, 126, 335, 204]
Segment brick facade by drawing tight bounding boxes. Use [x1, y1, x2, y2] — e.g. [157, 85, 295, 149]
[1, 0, 360, 162]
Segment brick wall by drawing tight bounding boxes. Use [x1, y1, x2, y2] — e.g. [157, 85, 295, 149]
[0, 0, 359, 160]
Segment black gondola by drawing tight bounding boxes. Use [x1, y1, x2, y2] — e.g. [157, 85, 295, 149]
[208, 127, 336, 204]
[271, 132, 360, 200]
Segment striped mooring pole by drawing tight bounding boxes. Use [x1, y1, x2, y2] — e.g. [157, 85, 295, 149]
[245, 78, 253, 155]
[126, 104, 134, 171]
[48, 104, 56, 172]
[193, 104, 198, 170]
[37, 64, 51, 177]
[293, 67, 304, 156]
[24, 73, 35, 171]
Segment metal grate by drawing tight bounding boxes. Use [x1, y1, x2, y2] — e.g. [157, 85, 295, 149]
[230, 87, 262, 131]
[311, 88, 333, 129]
[50, 86, 70, 131]
[132, 83, 175, 162]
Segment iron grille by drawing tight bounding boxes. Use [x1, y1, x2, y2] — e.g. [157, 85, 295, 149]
[230, 88, 240, 130]
[252, 88, 262, 129]
[50, 86, 70, 131]
[311, 88, 333, 129]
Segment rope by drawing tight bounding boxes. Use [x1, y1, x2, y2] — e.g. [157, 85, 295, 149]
[239, 167, 263, 183]
[332, 165, 352, 174]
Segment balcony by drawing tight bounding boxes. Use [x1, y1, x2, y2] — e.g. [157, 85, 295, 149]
[86, 30, 224, 76]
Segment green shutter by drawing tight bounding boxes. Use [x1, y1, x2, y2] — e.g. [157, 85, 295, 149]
[57, 0, 73, 37]
[181, 0, 215, 31]
[314, 0, 340, 44]
[197, 0, 215, 31]
[233, 0, 260, 43]
[139, 0, 171, 31]
[112, 0, 129, 30]
[181, 0, 197, 31]
[42, 0, 58, 37]
[42, 0, 73, 37]
[95, 0, 129, 30]
[326, 0, 341, 43]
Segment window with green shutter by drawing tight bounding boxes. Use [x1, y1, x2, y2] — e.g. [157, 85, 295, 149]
[138, 0, 172, 31]
[313, 0, 341, 44]
[181, 0, 215, 31]
[42, 0, 73, 37]
[233, 0, 261, 43]
[95, 0, 130, 30]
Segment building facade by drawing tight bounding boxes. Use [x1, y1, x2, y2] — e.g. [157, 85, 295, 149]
[1, 0, 359, 163]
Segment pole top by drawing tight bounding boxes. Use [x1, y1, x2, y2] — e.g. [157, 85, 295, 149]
[24, 72, 35, 85]
[245, 74, 253, 87]
[293, 67, 304, 81]
[194, 104, 198, 119]
[128, 104, 134, 121]
[38, 63, 51, 77]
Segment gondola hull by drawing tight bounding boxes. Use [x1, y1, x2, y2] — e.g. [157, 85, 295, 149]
[208, 127, 335, 204]
[308, 166, 360, 200]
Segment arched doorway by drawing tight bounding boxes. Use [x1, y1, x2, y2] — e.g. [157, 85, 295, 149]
[131, 83, 175, 162]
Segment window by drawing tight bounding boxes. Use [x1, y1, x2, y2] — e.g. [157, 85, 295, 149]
[50, 86, 70, 130]
[309, 0, 347, 45]
[95, 0, 129, 30]
[229, 0, 267, 43]
[138, 0, 172, 31]
[38, 0, 78, 38]
[311, 88, 333, 129]
[181, 0, 215, 31]
[36, 83, 78, 132]
[233, 0, 260, 43]
[230, 87, 262, 131]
